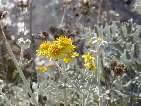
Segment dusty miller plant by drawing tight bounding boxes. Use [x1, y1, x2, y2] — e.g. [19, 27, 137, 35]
[0, 0, 141, 106]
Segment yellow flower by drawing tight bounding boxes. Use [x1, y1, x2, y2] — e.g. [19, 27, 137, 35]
[36, 63, 56, 73]
[39, 41, 51, 49]
[54, 36, 76, 53]
[36, 41, 51, 57]
[56, 36, 73, 46]
[37, 65, 48, 73]
[82, 53, 95, 63]
[82, 53, 96, 72]
[71, 52, 79, 57]
[63, 52, 79, 63]
[47, 42, 64, 60]
[84, 63, 96, 71]
[63, 57, 72, 63]
[36, 35, 78, 62]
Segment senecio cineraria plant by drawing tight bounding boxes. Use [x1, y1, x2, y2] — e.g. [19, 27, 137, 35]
[0, 1, 141, 106]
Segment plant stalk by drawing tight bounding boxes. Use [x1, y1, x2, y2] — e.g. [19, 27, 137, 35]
[56, 63, 68, 106]
[0, 24, 38, 106]
[64, 83, 67, 106]
[97, 50, 102, 106]
[82, 93, 85, 106]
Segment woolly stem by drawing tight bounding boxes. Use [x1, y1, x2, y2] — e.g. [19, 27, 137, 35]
[81, 93, 85, 106]
[56, 63, 68, 106]
[0, 24, 38, 106]
[97, 50, 102, 106]
[64, 83, 67, 106]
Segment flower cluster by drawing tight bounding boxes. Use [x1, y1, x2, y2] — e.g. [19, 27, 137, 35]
[17, 38, 31, 49]
[88, 33, 108, 48]
[36, 36, 79, 63]
[82, 53, 96, 72]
